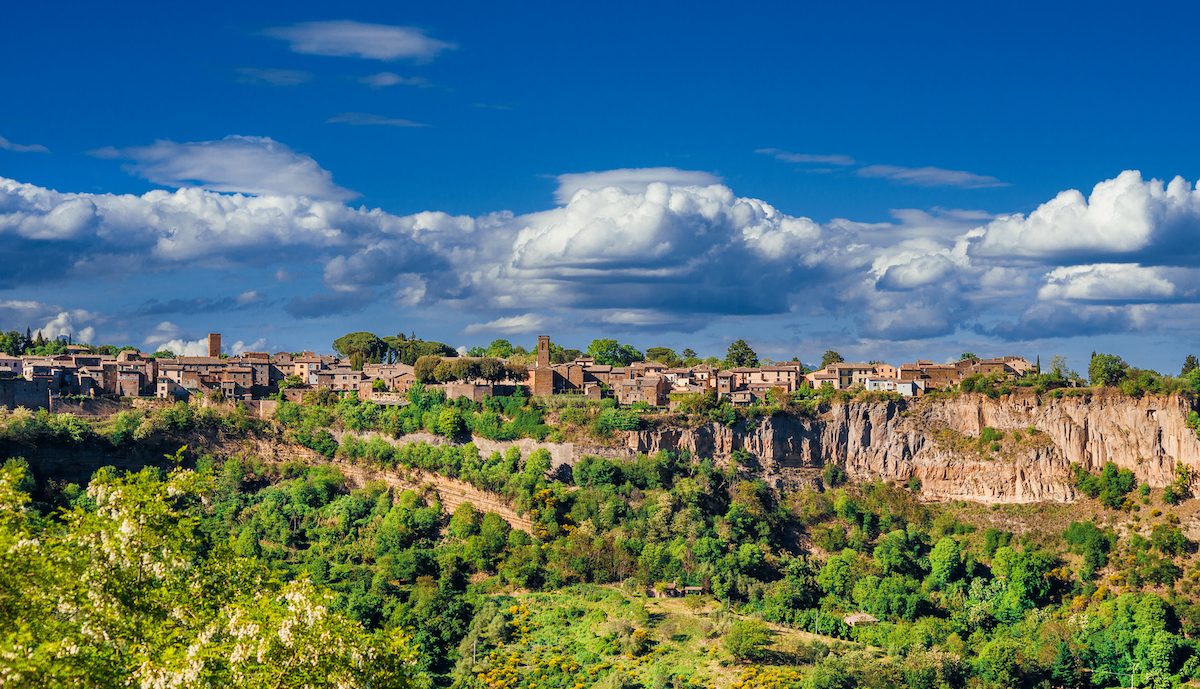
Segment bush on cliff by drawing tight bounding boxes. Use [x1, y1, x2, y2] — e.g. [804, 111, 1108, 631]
[1071, 460, 1137, 509]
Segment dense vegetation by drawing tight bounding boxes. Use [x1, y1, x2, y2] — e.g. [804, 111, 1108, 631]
[0, 454, 417, 688]
[8, 394, 1200, 688]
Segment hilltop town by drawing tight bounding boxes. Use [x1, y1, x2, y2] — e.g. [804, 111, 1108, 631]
[0, 331, 1033, 411]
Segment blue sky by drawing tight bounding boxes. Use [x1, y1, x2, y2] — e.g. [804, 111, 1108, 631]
[2, 1, 1199, 372]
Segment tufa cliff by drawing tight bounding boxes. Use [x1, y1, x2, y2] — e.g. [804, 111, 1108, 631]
[609, 390, 1200, 503]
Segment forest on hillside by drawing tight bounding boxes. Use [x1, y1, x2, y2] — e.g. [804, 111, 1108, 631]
[5, 394, 1200, 688]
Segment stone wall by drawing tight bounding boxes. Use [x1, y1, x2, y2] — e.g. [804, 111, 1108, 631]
[0, 378, 51, 410]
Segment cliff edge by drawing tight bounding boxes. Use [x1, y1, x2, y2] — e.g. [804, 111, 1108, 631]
[609, 390, 1200, 503]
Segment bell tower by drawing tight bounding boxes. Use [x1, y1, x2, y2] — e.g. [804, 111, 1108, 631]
[532, 335, 554, 396]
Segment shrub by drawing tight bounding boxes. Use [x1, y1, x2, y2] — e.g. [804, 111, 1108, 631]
[596, 408, 644, 432]
[437, 409, 465, 437]
[722, 620, 772, 660]
[1150, 523, 1190, 556]
[1064, 521, 1117, 578]
[822, 463, 848, 487]
[1072, 461, 1136, 509]
[812, 524, 847, 552]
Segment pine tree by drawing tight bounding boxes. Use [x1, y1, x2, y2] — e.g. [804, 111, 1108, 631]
[1183, 354, 1199, 376]
[1049, 641, 1078, 687]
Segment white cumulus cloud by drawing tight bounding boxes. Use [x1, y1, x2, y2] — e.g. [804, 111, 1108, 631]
[554, 168, 722, 204]
[9, 159, 1200, 342]
[1037, 264, 1176, 302]
[228, 338, 268, 356]
[38, 310, 96, 344]
[971, 170, 1200, 259]
[92, 135, 357, 200]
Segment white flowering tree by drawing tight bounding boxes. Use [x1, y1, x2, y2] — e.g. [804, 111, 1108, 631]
[0, 455, 419, 688]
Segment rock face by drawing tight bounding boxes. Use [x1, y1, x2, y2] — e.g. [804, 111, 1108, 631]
[609, 390, 1200, 504]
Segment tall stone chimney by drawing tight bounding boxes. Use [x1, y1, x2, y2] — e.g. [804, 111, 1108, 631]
[537, 335, 550, 368]
[208, 333, 221, 358]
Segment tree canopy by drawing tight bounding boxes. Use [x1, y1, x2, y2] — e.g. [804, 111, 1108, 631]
[585, 339, 644, 367]
[333, 332, 387, 365]
[357, 333, 458, 366]
[0, 459, 417, 688]
[1184, 355, 1199, 376]
[1089, 353, 1127, 387]
[646, 347, 677, 364]
[821, 350, 845, 368]
[725, 340, 758, 368]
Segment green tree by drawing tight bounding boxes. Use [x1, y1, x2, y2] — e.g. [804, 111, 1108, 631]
[1089, 353, 1127, 387]
[504, 361, 528, 382]
[485, 339, 514, 358]
[451, 358, 480, 382]
[479, 358, 505, 383]
[550, 348, 582, 364]
[645, 347, 677, 364]
[982, 636, 1024, 687]
[1049, 641, 1079, 688]
[437, 408, 465, 436]
[585, 339, 644, 367]
[820, 350, 845, 368]
[449, 502, 481, 540]
[1183, 355, 1199, 375]
[929, 537, 962, 586]
[1150, 523, 1189, 556]
[873, 530, 921, 576]
[433, 360, 457, 383]
[387, 336, 457, 366]
[332, 332, 386, 364]
[722, 620, 772, 660]
[414, 356, 441, 383]
[0, 461, 418, 688]
[959, 352, 979, 360]
[724, 340, 759, 368]
[817, 550, 856, 598]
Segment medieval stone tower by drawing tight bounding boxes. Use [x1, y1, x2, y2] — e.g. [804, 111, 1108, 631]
[207, 333, 221, 358]
[532, 335, 554, 396]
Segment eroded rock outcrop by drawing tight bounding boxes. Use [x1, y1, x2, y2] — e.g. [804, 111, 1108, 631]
[609, 390, 1200, 504]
